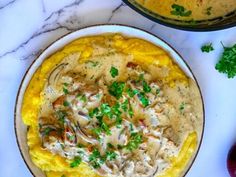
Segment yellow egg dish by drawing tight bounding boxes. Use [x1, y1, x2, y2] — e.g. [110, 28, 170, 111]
[21, 34, 203, 177]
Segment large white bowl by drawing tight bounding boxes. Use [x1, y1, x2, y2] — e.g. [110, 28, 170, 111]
[15, 24, 204, 177]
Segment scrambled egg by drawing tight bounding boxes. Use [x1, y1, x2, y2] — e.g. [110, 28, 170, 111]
[22, 34, 197, 177]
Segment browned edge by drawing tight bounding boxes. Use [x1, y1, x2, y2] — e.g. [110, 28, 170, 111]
[14, 23, 205, 177]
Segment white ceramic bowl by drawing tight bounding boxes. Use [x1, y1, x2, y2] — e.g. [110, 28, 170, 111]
[15, 24, 204, 177]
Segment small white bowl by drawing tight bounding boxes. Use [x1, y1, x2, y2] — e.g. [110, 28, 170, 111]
[14, 24, 204, 177]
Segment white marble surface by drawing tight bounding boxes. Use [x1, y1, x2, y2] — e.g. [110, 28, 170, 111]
[0, 0, 236, 176]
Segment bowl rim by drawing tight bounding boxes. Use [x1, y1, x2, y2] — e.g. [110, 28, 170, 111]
[122, 0, 236, 32]
[14, 23, 205, 177]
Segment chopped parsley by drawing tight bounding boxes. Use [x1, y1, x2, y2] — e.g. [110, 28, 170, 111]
[215, 44, 236, 78]
[171, 4, 192, 17]
[137, 92, 149, 107]
[126, 88, 138, 97]
[110, 66, 119, 78]
[206, 7, 212, 15]
[108, 81, 125, 99]
[142, 80, 151, 93]
[201, 43, 214, 53]
[85, 60, 99, 67]
[63, 87, 69, 95]
[121, 99, 129, 112]
[89, 149, 105, 169]
[128, 108, 134, 117]
[107, 143, 114, 149]
[179, 102, 185, 113]
[105, 151, 117, 161]
[70, 156, 82, 168]
[43, 127, 53, 136]
[56, 110, 67, 124]
[63, 100, 70, 107]
[124, 132, 142, 151]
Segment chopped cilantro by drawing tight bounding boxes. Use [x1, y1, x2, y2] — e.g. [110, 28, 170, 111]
[70, 156, 82, 168]
[89, 149, 105, 169]
[105, 151, 117, 161]
[89, 107, 99, 118]
[215, 44, 236, 78]
[156, 88, 160, 95]
[110, 66, 119, 78]
[206, 7, 212, 15]
[85, 60, 99, 67]
[137, 92, 149, 107]
[63, 87, 69, 95]
[128, 108, 134, 118]
[108, 81, 125, 99]
[201, 43, 214, 53]
[142, 80, 151, 93]
[63, 100, 70, 107]
[100, 103, 112, 117]
[126, 88, 138, 97]
[129, 123, 134, 132]
[107, 143, 114, 149]
[121, 99, 129, 112]
[56, 110, 67, 124]
[179, 102, 185, 113]
[125, 132, 142, 151]
[43, 127, 53, 136]
[171, 4, 192, 17]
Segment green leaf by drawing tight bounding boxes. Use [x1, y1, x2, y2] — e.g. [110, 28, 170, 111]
[125, 132, 142, 151]
[63, 87, 69, 95]
[215, 44, 236, 78]
[63, 100, 70, 107]
[142, 80, 151, 93]
[171, 4, 192, 17]
[108, 81, 125, 99]
[105, 151, 117, 161]
[137, 92, 149, 107]
[110, 66, 119, 78]
[201, 43, 214, 53]
[70, 156, 82, 168]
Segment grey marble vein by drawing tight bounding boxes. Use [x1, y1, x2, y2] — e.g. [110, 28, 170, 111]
[0, 0, 84, 60]
[0, 0, 16, 10]
[108, 2, 126, 22]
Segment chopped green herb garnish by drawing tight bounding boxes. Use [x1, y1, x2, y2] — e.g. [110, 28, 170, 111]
[43, 127, 53, 136]
[137, 92, 149, 107]
[63, 100, 70, 107]
[142, 80, 151, 93]
[89, 149, 105, 169]
[89, 107, 99, 118]
[70, 156, 82, 168]
[101, 103, 112, 117]
[105, 151, 117, 161]
[121, 99, 129, 112]
[56, 110, 67, 124]
[63, 87, 69, 95]
[110, 66, 119, 78]
[126, 88, 138, 97]
[107, 143, 114, 149]
[108, 81, 125, 99]
[85, 60, 99, 67]
[179, 102, 185, 113]
[129, 123, 134, 132]
[201, 43, 214, 53]
[215, 44, 236, 78]
[125, 132, 142, 151]
[206, 7, 212, 15]
[171, 4, 192, 17]
[128, 108, 134, 118]
[68, 135, 75, 141]
[156, 88, 160, 95]
[77, 143, 85, 148]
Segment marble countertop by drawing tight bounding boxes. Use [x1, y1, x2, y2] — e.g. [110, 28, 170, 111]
[1, 0, 236, 176]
